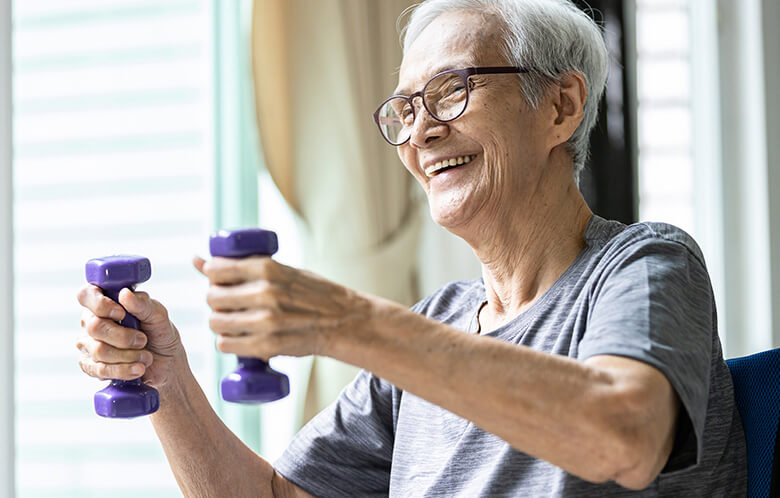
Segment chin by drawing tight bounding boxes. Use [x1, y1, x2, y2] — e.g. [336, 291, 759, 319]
[427, 193, 477, 230]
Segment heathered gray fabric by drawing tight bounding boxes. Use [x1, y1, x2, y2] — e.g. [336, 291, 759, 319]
[274, 215, 747, 497]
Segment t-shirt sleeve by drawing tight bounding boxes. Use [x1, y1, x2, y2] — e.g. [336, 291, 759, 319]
[578, 237, 713, 470]
[273, 370, 397, 497]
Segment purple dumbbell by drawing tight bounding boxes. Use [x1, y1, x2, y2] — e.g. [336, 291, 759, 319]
[210, 229, 290, 403]
[85, 255, 160, 418]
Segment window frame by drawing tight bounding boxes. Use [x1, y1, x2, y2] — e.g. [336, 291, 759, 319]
[1, 0, 15, 493]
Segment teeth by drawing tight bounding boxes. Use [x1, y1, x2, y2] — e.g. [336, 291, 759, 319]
[424, 155, 477, 177]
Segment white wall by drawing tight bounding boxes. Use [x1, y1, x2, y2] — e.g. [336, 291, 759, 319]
[0, 0, 15, 494]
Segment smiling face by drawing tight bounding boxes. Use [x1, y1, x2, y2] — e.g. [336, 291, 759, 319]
[397, 10, 556, 232]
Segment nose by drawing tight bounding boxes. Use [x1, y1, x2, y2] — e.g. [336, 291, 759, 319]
[409, 104, 449, 149]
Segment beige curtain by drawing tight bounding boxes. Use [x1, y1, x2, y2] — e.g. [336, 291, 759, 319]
[251, 0, 421, 425]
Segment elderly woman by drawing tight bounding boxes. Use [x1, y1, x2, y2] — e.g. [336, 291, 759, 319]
[76, 0, 746, 496]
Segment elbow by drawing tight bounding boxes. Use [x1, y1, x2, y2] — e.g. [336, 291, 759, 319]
[577, 428, 665, 490]
[581, 389, 676, 490]
[608, 445, 662, 490]
[577, 441, 659, 490]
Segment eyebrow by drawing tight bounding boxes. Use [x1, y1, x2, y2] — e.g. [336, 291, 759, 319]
[393, 61, 473, 96]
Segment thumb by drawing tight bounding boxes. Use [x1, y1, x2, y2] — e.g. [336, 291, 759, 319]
[118, 288, 161, 324]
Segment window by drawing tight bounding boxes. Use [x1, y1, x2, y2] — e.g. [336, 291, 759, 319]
[635, 0, 694, 232]
[13, 1, 216, 495]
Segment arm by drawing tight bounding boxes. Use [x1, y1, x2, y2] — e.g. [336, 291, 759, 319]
[149, 353, 311, 498]
[76, 285, 311, 498]
[328, 299, 678, 490]
[200, 257, 682, 491]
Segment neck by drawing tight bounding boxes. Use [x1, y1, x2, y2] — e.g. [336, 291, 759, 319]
[455, 160, 592, 326]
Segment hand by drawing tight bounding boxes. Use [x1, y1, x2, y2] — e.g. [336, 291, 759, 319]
[194, 255, 372, 360]
[76, 285, 186, 388]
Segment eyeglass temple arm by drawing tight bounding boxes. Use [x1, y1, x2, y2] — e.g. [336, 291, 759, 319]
[471, 66, 531, 75]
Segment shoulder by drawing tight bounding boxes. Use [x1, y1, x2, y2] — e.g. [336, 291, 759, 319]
[588, 216, 708, 272]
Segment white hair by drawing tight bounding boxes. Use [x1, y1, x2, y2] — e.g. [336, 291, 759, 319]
[400, 0, 609, 184]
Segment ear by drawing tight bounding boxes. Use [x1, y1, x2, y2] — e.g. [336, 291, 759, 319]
[546, 71, 587, 149]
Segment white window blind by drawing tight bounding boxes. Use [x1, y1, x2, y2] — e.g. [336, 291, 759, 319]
[635, 0, 694, 232]
[13, 1, 216, 496]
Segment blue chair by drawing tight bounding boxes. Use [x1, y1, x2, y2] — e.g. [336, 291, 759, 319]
[726, 348, 780, 497]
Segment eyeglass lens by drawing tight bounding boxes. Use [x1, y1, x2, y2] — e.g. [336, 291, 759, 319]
[378, 72, 468, 145]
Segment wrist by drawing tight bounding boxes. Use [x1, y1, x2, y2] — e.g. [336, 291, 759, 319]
[154, 350, 194, 405]
[322, 290, 406, 367]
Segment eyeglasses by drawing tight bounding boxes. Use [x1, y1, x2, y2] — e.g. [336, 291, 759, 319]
[373, 66, 531, 146]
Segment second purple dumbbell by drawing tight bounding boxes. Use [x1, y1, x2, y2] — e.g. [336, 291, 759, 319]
[85, 255, 160, 418]
[210, 228, 290, 403]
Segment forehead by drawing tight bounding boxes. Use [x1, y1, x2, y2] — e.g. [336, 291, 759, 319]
[397, 10, 504, 94]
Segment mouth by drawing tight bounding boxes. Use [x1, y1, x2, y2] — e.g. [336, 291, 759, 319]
[424, 154, 478, 178]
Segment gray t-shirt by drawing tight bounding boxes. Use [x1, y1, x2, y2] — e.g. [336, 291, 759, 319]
[274, 215, 747, 497]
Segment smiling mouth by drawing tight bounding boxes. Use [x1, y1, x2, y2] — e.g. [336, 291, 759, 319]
[424, 154, 478, 178]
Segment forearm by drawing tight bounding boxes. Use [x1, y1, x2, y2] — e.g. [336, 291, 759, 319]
[150, 353, 276, 498]
[327, 297, 673, 486]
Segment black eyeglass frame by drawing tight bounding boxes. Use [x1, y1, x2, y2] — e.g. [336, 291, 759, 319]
[372, 66, 532, 146]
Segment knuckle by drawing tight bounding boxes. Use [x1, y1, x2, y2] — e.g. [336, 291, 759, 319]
[215, 336, 228, 352]
[206, 289, 220, 309]
[76, 286, 89, 305]
[146, 298, 163, 318]
[259, 308, 276, 322]
[267, 290, 282, 309]
[96, 362, 112, 379]
[80, 358, 101, 379]
[257, 257, 274, 276]
[92, 341, 108, 359]
[153, 300, 169, 319]
[209, 314, 223, 332]
[119, 330, 137, 349]
[95, 296, 116, 317]
[264, 331, 283, 351]
[85, 316, 103, 337]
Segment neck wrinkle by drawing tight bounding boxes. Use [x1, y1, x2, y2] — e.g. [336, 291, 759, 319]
[472, 169, 592, 325]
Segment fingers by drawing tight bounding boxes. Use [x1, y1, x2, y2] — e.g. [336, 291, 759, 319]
[77, 284, 125, 321]
[192, 255, 206, 276]
[118, 289, 169, 326]
[83, 314, 147, 350]
[214, 335, 257, 357]
[201, 256, 280, 285]
[77, 334, 153, 366]
[78, 356, 146, 381]
[209, 309, 275, 337]
[206, 280, 286, 312]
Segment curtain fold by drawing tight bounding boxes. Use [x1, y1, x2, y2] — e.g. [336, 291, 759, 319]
[251, 0, 420, 425]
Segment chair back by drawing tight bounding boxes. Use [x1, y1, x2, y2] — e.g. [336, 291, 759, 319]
[726, 348, 780, 497]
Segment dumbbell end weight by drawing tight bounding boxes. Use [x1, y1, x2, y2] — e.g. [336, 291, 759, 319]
[94, 379, 160, 418]
[85, 255, 159, 418]
[221, 357, 290, 403]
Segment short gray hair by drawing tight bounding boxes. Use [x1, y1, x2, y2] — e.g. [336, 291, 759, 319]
[401, 0, 609, 184]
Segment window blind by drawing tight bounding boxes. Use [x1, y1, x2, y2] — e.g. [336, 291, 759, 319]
[13, 1, 216, 496]
[635, 0, 695, 232]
